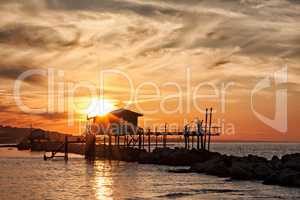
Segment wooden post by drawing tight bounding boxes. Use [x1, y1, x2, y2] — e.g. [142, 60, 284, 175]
[197, 125, 200, 150]
[123, 134, 126, 147]
[85, 134, 96, 160]
[108, 132, 112, 148]
[163, 123, 167, 148]
[196, 120, 203, 150]
[138, 130, 142, 150]
[200, 120, 203, 150]
[125, 134, 129, 147]
[142, 131, 145, 149]
[187, 128, 190, 150]
[204, 108, 208, 150]
[184, 125, 188, 149]
[117, 134, 120, 147]
[148, 129, 151, 152]
[208, 108, 213, 151]
[191, 133, 194, 149]
[155, 127, 158, 149]
[64, 135, 68, 161]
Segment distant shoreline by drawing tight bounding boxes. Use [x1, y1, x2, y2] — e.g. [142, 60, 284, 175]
[0, 144, 17, 148]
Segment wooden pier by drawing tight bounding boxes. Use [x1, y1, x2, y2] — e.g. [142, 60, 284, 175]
[84, 107, 221, 160]
[40, 107, 220, 161]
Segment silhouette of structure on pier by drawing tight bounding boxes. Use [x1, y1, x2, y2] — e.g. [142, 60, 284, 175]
[84, 107, 221, 160]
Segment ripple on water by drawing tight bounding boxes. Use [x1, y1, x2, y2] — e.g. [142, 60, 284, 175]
[1, 148, 300, 199]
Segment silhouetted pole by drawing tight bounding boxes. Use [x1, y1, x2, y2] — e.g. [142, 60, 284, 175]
[155, 127, 158, 149]
[148, 129, 151, 152]
[138, 130, 142, 150]
[117, 133, 120, 147]
[85, 133, 96, 160]
[64, 135, 68, 161]
[184, 125, 188, 149]
[204, 108, 208, 150]
[197, 120, 203, 150]
[163, 123, 167, 148]
[188, 127, 190, 150]
[191, 132, 194, 149]
[208, 108, 213, 151]
[123, 134, 126, 147]
[142, 131, 145, 149]
[108, 132, 112, 148]
[197, 122, 200, 150]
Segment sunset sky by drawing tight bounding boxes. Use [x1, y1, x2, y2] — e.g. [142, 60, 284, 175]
[0, 0, 299, 141]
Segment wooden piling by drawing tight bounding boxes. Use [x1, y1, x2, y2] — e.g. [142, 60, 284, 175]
[85, 134, 96, 160]
[208, 108, 213, 151]
[148, 129, 151, 152]
[204, 108, 208, 150]
[142, 131, 145, 149]
[155, 127, 158, 149]
[163, 123, 167, 148]
[184, 125, 188, 149]
[191, 133, 194, 149]
[138, 130, 142, 150]
[64, 135, 68, 161]
[117, 134, 120, 147]
[108, 132, 112, 148]
[197, 130, 200, 150]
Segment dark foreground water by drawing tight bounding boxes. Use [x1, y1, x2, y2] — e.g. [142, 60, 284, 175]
[1, 143, 300, 200]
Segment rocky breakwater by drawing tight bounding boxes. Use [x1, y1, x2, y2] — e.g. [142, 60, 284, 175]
[190, 153, 300, 188]
[138, 147, 220, 166]
[79, 145, 300, 188]
[95, 147, 219, 165]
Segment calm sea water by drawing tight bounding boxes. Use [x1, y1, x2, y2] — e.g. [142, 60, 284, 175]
[1, 143, 300, 200]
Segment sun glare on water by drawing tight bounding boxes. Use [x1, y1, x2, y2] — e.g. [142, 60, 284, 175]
[86, 98, 116, 118]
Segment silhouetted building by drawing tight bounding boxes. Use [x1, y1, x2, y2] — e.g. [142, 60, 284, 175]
[87, 108, 143, 135]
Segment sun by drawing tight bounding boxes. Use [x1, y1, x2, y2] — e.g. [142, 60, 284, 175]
[85, 98, 116, 117]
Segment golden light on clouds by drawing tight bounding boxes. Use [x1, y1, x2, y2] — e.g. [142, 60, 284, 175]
[0, 0, 299, 141]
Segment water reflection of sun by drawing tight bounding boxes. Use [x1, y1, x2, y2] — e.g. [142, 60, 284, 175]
[94, 161, 113, 200]
[85, 98, 116, 118]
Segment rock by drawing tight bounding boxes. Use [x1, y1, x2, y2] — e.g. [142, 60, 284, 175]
[191, 154, 275, 180]
[252, 162, 275, 180]
[168, 168, 192, 173]
[138, 151, 157, 164]
[270, 155, 282, 170]
[264, 168, 300, 187]
[229, 160, 255, 180]
[228, 155, 274, 180]
[281, 153, 300, 171]
[191, 155, 231, 177]
[141, 148, 221, 166]
[246, 154, 268, 163]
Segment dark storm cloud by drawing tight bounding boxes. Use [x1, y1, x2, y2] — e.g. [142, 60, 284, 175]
[287, 0, 300, 3]
[45, 0, 180, 17]
[0, 23, 80, 49]
[1, 0, 299, 60]
[0, 65, 45, 83]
